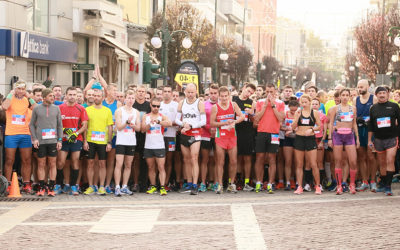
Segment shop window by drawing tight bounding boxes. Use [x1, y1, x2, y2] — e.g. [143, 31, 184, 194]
[26, 0, 49, 33]
[35, 65, 48, 83]
[73, 36, 89, 64]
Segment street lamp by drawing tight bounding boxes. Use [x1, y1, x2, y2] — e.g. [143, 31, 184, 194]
[150, 0, 192, 86]
[219, 51, 229, 61]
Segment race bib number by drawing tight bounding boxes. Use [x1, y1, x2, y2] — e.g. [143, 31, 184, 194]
[377, 117, 391, 128]
[301, 119, 310, 125]
[11, 114, 25, 125]
[91, 131, 105, 141]
[285, 118, 293, 127]
[42, 129, 56, 139]
[271, 134, 280, 145]
[340, 112, 354, 122]
[241, 111, 248, 122]
[314, 125, 320, 134]
[123, 126, 133, 133]
[168, 141, 176, 151]
[148, 126, 162, 134]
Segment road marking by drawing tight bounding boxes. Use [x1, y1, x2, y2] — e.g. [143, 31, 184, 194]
[0, 202, 49, 235]
[89, 209, 161, 234]
[231, 204, 266, 250]
[20, 221, 232, 227]
[21, 221, 96, 226]
[156, 221, 232, 226]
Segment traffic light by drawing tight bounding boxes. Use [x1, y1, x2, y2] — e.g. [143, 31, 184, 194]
[142, 52, 160, 84]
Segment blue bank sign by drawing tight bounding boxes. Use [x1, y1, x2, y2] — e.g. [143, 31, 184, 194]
[0, 29, 77, 63]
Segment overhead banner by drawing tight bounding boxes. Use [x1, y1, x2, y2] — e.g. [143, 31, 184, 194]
[174, 61, 200, 93]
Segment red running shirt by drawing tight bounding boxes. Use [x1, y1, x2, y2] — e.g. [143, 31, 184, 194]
[59, 103, 88, 141]
[215, 102, 236, 138]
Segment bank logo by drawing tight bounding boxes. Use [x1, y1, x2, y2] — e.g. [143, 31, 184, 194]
[20, 32, 29, 58]
[20, 32, 50, 58]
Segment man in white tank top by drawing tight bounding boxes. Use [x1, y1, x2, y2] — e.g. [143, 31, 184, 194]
[175, 83, 206, 195]
[159, 85, 178, 190]
[114, 90, 141, 196]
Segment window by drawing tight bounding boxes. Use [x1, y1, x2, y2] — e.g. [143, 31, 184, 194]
[27, 0, 49, 33]
[106, 0, 117, 3]
[35, 65, 49, 82]
[73, 36, 89, 64]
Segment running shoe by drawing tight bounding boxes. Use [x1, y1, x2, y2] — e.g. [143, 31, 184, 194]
[284, 184, 291, 191]
[23, 183, 33, 194]
[179, 183, 191, 193]
[276, 182, 284, 190]
[342, 182, 349, 193]
[216, 184, 223, 194]
[236, 183, 243, 191]
[36, 188, 45, 197]
[105, 186, 113, 194]
[393, 175, 400, 183]
[326, 180, 337, 192]
[131, 184, 139, 192]
[319, 184, 324, 192]
[336, 185, 343, 195]
[199, 183, 207, 192]
[255, 183, 261, 193]
[165, 185, 172, 192]
[304, 184, 312, 192]
[262, 181, 268, 190]
[271, 183, 277, 191]
[227, 184, 238, 193]
[94, 185, 98, 193]
[376, 186, 385, 192]
[266, 184, 274, 194]
[62, 184, 70, 194]
[160, 187, 167, 196]
[294, 186, 303, 195]
[98, 187, 106, 196]
[121, 187, 133, 195]
[114, 187, 122, 197]
[47, 189, 55, 197]
[290, 180, 296, 190]
[190, 186, 199, 195]
[243, 184, 254, 191]
[207, 183, 214, 191]
[70, 185, 79, 196]
[370, 182, 377, 192]
[146, 185, 158, 194]
[54, 184, 62, 195]
[356, 183, 369, 192]
[315, 185, 322, 195]
[385, 187, 393, 196]
[349, 183, 356, 194]
[212, 183, 218, 192]
[84, 186, 95, 195]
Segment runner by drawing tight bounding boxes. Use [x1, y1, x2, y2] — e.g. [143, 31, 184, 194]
[3, 80, 36, 193]
[175, 83, 206, 195]
[142, 97, 172, 196]
[114, 90, 140, 196]
[328, 89, 360, 195]
[29, 88, 63, 196]
[256, 85, 265, 100]
[354, 79, 378, 192]
[232, 83, 256, 191]
[368, 86, 400, 196]
[159, 85, 178, 190]
[210, 86, 244, 193]
[253, 83, 285, 193]
[83, 89, 114, 195]
[56, 87, 88, 195]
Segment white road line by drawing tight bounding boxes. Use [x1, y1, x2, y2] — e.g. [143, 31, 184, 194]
[89, 209, 161, 234]
[0, 202, 49, 235]
[231, 204, 266, 250]
[20, 221, 232, 227]
[21, 221, 96, 226]
[156, 221, 233, 226]
[42, 195, 400, 210]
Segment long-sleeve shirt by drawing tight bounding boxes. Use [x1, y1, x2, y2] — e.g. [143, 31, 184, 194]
[29, 103, 63, 145]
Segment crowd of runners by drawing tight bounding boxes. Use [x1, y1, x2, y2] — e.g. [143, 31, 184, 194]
[1, 67, 399, 197]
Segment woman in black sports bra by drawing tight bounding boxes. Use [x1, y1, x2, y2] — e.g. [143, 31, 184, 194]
[292, 94, 322, 195]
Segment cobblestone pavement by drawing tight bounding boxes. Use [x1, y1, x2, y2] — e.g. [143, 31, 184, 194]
[0, 184, 399, 249]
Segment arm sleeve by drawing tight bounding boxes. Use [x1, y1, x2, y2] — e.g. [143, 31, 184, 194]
[29, 108, 38, 141]
[175, 112, 183, 126]
[193, 113, 206, 128]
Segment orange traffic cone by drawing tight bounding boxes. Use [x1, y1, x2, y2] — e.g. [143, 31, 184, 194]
[8, 172, 21, 198]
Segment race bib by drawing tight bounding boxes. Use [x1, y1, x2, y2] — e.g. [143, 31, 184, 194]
[91, 131, 105, 141]
[11, 114, 25, 125]
[148, 126, 162, 134]
[168, 141, 176, 151]
[301, 119, 310, 125]
[377, 117, 391, 128]
[123, 126, 133, 133]
[314, 125, 320, 134]
[363, 116, 370, 122]
[285, 118, 293, 128]
[42, 129, 56, 139]
[242, 111, 248, 122]
[271, 134, 280, 145]
[340, 112, 354, 122]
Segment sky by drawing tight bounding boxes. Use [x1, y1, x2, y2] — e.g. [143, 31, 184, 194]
[277, 0, 374, 45]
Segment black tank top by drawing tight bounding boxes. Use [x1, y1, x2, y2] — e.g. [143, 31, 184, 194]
[297, 110, 316, 127]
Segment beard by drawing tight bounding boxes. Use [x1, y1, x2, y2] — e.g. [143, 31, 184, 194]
[359, 90, 367, 95]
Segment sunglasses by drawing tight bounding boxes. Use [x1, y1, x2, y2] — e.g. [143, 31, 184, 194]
[151, 104, 160, 108]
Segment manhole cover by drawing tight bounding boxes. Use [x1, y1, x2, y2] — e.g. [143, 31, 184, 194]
[0, 197, 48, 202]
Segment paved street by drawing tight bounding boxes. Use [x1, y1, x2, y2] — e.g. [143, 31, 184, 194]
[0, 185, 399, 249]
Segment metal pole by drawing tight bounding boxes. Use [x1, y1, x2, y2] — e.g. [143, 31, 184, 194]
[381, 0, 385, 75]
[214, 0, 218, 83]
[242, 0, 247, 46]
[138, 43, 144, 85]
[162, 0, 167, 86]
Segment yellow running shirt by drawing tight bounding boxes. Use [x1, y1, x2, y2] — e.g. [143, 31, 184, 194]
[86, 105, 114, 145]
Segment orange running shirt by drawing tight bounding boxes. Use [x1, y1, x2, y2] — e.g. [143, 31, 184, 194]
[256, 98, 284, 134]
[5, 97, 31, 135]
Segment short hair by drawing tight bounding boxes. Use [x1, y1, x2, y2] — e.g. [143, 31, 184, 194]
[218, 86, 230, 94]
[42, 88, 53, 98]
[300, 94, 312, 102]
[32, 88, 42, 95]
[311, 98, 320, 104]
[52, 85, 62, 90]
[283, 85, 293, 90]
[93, 88, 104, 96]
[163, 85, 172, 91]
[146, 91, 153, 98]
[288, 100, 299, 107]
[265, 83, 276, 89]
[257, 85, 265, 91]
[157, 86, 164, 91]
[107, 84, 117, 90]
[179, 92, 185, 98]
[340, 88, 351, 95]
[306, 86, 318, 92]
[209, 84, 219, 90]
[334, 91, 340, 98]
[150, 97, 162, 104]
[244, 83, 256, 91]
[125, 90, 135, 97]
[128, 84, 137, 90]
[65, 86, 76, 95]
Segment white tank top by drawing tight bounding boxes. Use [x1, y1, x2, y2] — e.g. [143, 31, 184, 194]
[144, 114, 165, 149]
[181, 98, 202, 137]
[160, 100, 178, 138]
[116, 107, 137, 146]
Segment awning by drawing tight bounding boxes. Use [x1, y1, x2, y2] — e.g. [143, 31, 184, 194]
[101, 36, 139, 58]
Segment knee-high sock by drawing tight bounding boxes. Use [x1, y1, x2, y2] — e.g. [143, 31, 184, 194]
[335, 168, 343, 186]
[350, 169, 357, 185]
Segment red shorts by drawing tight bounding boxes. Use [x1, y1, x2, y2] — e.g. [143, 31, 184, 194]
[215, 137, 237, 150]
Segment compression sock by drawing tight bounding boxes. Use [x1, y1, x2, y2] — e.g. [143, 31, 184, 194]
[324, 163, 332, 182]
[335, 168, 343, 186]
[319, 169, 325, 184]
[56, 169, 63, 185]
[350, 169, 357, 185]
[70, 169, 79, 186]
[39, 180, 45, 189]
[386, 171, 395, 188]
[304, 170, 313, 185]
[48, 180, 55, 191]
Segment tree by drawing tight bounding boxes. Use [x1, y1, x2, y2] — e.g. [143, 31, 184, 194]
[345, 53, 357, 87]
[354, 9, 400, 81]
[260, 56, 280, 84]
[147, 3, 214, 86]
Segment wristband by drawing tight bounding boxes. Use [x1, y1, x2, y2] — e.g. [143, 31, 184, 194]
[271, 105, 276, 108]
[29, 98, 36, 105]
[7, 93, 13, 99]
[58, 138, 62, 142]
[107, 141, 112, 144]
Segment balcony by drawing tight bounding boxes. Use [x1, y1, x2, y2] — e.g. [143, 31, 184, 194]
[220, 0, 244, 24]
